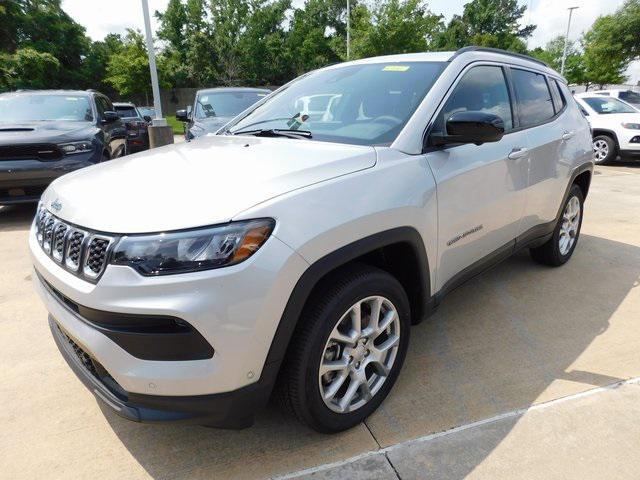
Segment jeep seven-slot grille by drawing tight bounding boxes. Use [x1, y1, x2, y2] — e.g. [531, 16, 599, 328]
[35, 208, 116, 283]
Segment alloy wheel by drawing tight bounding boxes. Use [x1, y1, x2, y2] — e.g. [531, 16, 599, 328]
[559, 195, 581, 255]
[318, 296, 400, 414]
[593, 139, 609, 162]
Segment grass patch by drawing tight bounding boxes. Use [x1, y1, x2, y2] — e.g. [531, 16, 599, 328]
[166, 115, 185, 135]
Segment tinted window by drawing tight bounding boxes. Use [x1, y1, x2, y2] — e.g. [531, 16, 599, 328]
[229, 62, 446, 146]
[619, 91, 640, 105]
[114, 106, 139, 118]
[432, 65, 513, 136]
[512, 69, 555, 127]
[583, 97, 637, 114]
[549, 80, 566, 114]
[195, 91, 269, 119]
[0, 94, 93, 122]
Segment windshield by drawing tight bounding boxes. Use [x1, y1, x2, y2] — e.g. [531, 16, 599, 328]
[583, 97, 637, 114]
[195, 91, 269, 119]
[138, 107, 155, 117]
[114, 106, 139, 118]
[0, 94, 93, 122]
[619, 91, 640, 105]
[228, 62, 446, 146]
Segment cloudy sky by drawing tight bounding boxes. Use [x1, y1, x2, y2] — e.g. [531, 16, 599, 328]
[62, 0, 638, 83]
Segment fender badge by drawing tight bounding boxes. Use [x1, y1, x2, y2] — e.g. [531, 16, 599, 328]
[51, 199, 62, 212]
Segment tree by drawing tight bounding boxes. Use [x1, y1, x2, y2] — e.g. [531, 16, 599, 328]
[582, 15, 629, 89]
[434, 0, 534, 53]
[105, 30, 168, 99]
[530, 36, 586, 85]
[1, 48, 61, 90]
[350, 0, 442, 59]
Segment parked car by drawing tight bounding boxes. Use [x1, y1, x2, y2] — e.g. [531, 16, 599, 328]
[575, 93, 640, 164]
[113, 102, 150, 153]
[31, 47, 593, 433]
[176, 87, 270, 139]
[0, 89, 127, 204]
[588, 89, 640, 110]
[137, 106, 156, 119]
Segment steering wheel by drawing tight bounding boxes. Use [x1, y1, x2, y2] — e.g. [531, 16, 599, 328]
[371, 115, 402, 126]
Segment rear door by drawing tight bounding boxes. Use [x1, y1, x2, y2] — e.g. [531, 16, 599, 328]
[426, 64, 530, 293]
[512, 70, 574, 233]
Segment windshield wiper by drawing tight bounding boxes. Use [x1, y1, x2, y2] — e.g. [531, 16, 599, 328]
[231, 128, 312, 139]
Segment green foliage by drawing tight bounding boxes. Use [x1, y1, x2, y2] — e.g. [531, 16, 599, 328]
[105, 30, 169, 99]
[530, 36, 586, 85]
[433, 0, 534, 52]
[351, 0, 443, 58]
[0, 48, 60, 90]
[0, 0, 637, 96]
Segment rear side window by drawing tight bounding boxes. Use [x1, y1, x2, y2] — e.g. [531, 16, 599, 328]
[432, 65, 513, 135]
[548, 80, 566, 114]
[512, 69, 555, 127]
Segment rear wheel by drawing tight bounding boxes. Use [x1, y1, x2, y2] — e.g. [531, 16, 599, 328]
[530, 184, 584, 266]
[278, 265, 410, 433]
[593, 135, 616, 165]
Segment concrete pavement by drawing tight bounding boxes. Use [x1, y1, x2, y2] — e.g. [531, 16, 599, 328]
[1, 162, 639, 479]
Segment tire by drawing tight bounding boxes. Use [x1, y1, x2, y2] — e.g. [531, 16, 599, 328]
[530, 184, 584, 266]
[592, 135, 616, 165]
[277, 264, 411, 433]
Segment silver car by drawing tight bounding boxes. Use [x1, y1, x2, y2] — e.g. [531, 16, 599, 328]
[31, 47, 593, 433]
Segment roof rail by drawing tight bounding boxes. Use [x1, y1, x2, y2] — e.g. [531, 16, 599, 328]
[451, 46, 548, 68]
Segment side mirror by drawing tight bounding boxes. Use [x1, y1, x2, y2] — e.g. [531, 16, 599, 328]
[176, 108, 190, 122]
[431, 111, 505, 146]
[143, 115, 152, 122]
[102, 111, 119, 124]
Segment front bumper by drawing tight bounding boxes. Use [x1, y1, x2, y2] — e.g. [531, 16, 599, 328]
[31, 224, 308, 424]
[0, 151, 98, 204]
[50, 316, 279, 427]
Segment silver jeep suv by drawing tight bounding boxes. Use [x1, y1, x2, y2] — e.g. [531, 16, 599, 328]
[30, 47, 593, 433]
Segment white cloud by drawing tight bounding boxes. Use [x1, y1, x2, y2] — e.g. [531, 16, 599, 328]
[527, 0, 625, 48]
[62, 0, 170, 40]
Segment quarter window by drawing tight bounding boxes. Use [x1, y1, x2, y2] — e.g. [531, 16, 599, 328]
[432, 65, 513, 136]
[549, 79, 566, 114]
[512, 69, 555, 127]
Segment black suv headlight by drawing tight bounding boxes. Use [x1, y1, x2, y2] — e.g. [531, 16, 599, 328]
[111, 219, 275, 276]
[59, 141, 93, 154]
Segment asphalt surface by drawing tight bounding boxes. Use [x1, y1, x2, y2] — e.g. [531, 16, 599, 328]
[1, 161, 639, 479]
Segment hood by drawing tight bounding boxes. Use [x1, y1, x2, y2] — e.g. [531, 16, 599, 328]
[41, 134, 376, 233]
[0, 121, 97, 145]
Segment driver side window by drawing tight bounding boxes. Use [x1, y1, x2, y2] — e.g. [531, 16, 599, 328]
[433, 65, 513, 136]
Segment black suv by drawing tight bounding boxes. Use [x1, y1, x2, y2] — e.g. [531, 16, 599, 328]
[113, 102, 151, 153]
[0, 89, 127, 204]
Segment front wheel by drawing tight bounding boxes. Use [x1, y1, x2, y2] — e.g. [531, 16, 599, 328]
[278, 265, 410, 433]
[530, 184, 584, 266]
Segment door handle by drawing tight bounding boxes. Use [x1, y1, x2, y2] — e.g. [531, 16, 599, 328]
[562, 131, 575, 141]
[508, 147, 529, 160]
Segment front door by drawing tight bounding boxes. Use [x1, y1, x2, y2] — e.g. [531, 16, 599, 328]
[426, 64, 530, 293]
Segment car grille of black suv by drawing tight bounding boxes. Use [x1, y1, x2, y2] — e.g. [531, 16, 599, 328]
[0, 144, 63, 161]
[35, 207, 117, 283]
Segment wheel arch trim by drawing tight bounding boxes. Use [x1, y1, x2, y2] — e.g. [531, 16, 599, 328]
[263, 227, 430, 368]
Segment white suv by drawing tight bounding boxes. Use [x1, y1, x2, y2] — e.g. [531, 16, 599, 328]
[575, 93, 640, 164]
[30, 47, 593, 433]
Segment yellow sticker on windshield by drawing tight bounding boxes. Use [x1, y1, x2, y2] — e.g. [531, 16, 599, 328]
[383, 65, 410, 72]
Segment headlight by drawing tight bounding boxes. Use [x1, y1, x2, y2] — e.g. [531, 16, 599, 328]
[59, 141, 93, 154]
[621, 122, 640, 130]
[111, 219, 275, 275]
[189, 125, 206, 138]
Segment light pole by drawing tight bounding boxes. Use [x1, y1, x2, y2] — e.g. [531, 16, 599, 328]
[346, 0, 351, 60]
[560, 6, 579, 76]
[141, 0, 173, 147]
